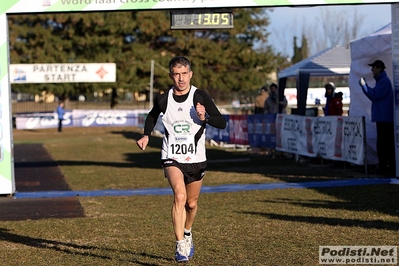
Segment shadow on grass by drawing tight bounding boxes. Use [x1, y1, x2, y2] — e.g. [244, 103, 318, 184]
[260, 185, 399, 215]
[15, 155, 163, 170]
[313, 185, 399, 216]
[0, 228, 173, 265]
[240, 211, 399, 231]
[243, 184, 399, 229]
[0, 227, 111, 259]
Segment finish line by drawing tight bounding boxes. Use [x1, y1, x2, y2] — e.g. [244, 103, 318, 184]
[13, 178, 399, 199]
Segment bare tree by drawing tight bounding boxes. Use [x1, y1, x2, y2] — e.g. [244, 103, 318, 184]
[264, 6, 364, 59]
[344, 8, 362, 48]
[269, 14, 303, 58]
[303, 6, 364, 54]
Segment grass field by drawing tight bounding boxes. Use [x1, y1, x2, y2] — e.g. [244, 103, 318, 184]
[2, 126, 398, 265]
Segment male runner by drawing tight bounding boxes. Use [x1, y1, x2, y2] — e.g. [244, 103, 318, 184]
[136, 56, 226, 262]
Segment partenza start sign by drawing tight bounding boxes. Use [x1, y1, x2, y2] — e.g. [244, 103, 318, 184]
[9, 63, 116, 83]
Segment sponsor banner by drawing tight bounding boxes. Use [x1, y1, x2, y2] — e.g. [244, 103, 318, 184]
[229, 115, 248, 145]
[73, 110, 139, 127]
[205, 115, 230, 143]
[15, 109, 149, 129]
[276, 114, 365, 165]
[10, 63, 116, 83]
[15, 111, 73, 130]
[247, 113, 276, 148]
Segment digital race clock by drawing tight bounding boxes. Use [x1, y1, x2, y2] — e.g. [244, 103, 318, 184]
[170, 9, 234, 30]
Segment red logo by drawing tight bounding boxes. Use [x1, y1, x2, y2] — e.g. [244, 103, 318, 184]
[96, 67, 108, 79]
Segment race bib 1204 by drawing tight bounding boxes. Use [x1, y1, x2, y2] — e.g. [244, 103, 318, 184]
[167, 135, 196, 161]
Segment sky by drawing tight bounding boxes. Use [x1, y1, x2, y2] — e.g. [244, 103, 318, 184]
[265, 4, 392, 58]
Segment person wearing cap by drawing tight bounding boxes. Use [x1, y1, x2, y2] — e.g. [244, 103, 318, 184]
[359, 59, 395, 176]
[323, 82, 343, 116]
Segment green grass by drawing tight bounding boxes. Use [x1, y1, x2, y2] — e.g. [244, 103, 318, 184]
[3, 126, 399, 265]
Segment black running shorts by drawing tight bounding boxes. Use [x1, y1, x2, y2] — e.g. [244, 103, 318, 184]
[161, 159, 207, 184]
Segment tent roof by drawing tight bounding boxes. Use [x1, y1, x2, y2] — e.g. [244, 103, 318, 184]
[278, 46, 351, 79]
[366, 22, 391, 38]
[350, 23, 391, 61]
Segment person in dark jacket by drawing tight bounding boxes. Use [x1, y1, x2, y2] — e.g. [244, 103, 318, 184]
[359, 59, 395, 176]
[264, 83, 287, 114]
[323, 82, 343, 116]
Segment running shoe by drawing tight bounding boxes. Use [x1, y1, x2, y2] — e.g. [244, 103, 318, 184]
[184, 233, 194, 259]
[175, 242, 189, 262]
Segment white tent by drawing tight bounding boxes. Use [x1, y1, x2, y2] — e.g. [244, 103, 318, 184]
[349, 23, 392, 164]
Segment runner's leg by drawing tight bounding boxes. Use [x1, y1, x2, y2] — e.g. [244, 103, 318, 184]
[185, 179, 203, 230]
[165, 166, 187, 241]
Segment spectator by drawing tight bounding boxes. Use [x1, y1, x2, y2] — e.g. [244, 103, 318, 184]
[264, 83, 287, 114]
[323, 82, 343, 116]
[56, 102, 65, 132]
[254, 86, 269, 114]
[359, 59, 395, 176]
[110, 88, 118, 109]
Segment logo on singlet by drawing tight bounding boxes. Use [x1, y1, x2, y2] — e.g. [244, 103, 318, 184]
[174, 123, 190, 133]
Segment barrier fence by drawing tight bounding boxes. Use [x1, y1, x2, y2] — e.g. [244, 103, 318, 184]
[275, 114, 366, 165]
[15, 110, 366, 166]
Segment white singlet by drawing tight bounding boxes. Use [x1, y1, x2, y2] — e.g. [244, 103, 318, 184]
[161, 86, 206, 163]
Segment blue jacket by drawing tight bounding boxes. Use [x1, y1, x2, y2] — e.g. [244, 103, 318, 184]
[56, 105, 65, 120]
[361, 71, 394, 123]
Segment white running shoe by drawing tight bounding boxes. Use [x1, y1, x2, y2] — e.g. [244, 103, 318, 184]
[175, 241, 189, 262]
[184, 233, 194, 259]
